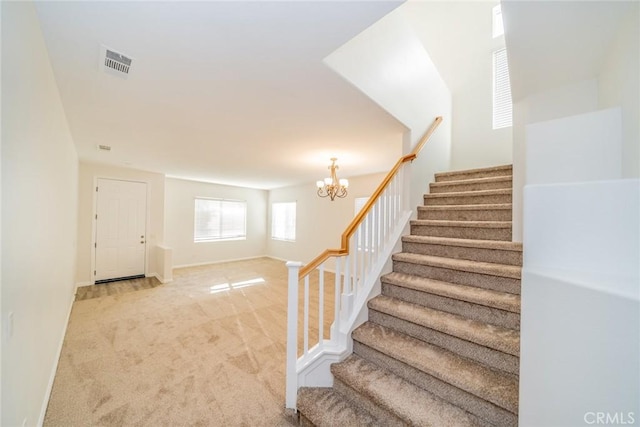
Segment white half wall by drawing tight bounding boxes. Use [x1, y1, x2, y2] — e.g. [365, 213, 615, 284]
[165, 178, 267, 268]
[520, 179, 639, 426]
[526, 108, 622, 185]
[511, 78, 599, 241]
[267, 173, 385, 264]
[1, 2, 79, 425]
[76, 162, 165, 284]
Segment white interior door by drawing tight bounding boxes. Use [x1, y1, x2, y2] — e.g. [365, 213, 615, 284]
[95, 179, 147, 282]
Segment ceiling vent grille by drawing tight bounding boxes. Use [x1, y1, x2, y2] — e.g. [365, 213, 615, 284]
[100, 45, 133, 78]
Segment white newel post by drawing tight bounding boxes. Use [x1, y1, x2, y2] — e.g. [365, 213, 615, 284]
[285, 261, 302, 409]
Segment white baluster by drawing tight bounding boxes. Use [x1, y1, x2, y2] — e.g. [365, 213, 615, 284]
[332, 257, 341, 342]
[318, 264, 324, 350]
[303, 275, 309, 355]
[285, 261, 301, 409]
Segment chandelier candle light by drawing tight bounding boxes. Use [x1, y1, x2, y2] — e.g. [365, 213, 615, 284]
[316, 157, 349, 201]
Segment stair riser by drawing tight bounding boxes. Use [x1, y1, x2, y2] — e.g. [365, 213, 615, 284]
[332, 378, 405, 426]
[353, 341, 518, 426]
[381, 282, 520, 330]
[369, 310, 519, 376]
[435, 169, 512, 183]
[424, 194, 512, 206]
[410, 224, 512, 241]
[392, 261, 521, 294]
[402, 241, 523, 266]
[430, 180, 512, 194]
[418, 208, 512, 221]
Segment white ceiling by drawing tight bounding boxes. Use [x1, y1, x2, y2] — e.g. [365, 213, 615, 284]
[34, 1, 406, 189]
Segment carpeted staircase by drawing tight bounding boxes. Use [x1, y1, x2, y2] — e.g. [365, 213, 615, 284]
[296, 164, 522, 426]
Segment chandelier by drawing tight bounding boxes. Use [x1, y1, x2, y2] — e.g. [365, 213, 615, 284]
[316, 158, 349, 201]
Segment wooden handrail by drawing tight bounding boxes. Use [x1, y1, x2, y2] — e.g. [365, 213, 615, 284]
[299, 116, 443, 278]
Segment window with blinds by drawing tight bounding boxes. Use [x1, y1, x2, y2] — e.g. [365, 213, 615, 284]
[493, 48, 512, 129]
[271, 202, 296, 241]
[194, 198, 246, 242]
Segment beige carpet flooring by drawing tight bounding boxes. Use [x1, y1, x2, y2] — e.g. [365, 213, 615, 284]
[44, 257, 329, 426]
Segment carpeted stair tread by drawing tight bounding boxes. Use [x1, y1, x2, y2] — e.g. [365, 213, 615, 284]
[352, 322, 519, 414]
[430, 176, 512, 193]
[297, 387, 378, 426]
[431, 175, 512, 187]
[392, 252, 521, 280]
[425, 188, 512, 199]
[419, 203, 513, 211]
[401, 235, 522, 266]
[417, 204, 513, 221]
[402, 235, 522, 252]
[435, 165, 512, 182]
[369, 295, 519, 356]
[411, 219, 512, 228]
[381, 272, 520, 314]
[331, 354, 486, 427]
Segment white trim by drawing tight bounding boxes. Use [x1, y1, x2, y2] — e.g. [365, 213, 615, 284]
[264, 255, 288, 263]
[150, 273, 173, 284]
[37, 283, 76, 426]
[75, 281, 92, 288]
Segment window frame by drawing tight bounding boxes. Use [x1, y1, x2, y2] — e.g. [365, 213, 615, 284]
[193, 197, 247, 243]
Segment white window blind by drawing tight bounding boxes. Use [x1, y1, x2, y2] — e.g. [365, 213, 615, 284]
[493, 48, 513, 129]
[271, 202, 296, 241]
[194, 198, 246, 242]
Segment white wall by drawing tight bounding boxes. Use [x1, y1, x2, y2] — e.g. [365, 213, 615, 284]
[165, 178, 267, 267]
[1, 2, 79, 425]
[598, 4, 639, 178]
[511, 79, 599, 241]
[268, 173, 385, 264]
[404, 1, 513, 171]
[76, 162, 165, 284]
[324, 4, 452, 213]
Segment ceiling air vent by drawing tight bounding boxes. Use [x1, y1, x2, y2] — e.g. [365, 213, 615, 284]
[97, 144, 112, 152]
[100, 45, 133, 78]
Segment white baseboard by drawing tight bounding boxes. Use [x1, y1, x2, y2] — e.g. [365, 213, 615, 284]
[75, 281, 92, 288]
[38, 283, 75, 426]
[264, 255, 288, 263]
[151, 273, 173, 284]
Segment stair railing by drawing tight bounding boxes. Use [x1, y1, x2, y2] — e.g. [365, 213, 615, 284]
[285, 116, 443, 410]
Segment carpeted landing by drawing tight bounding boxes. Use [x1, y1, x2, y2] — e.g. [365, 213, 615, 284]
[44, 257, 298, 426]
